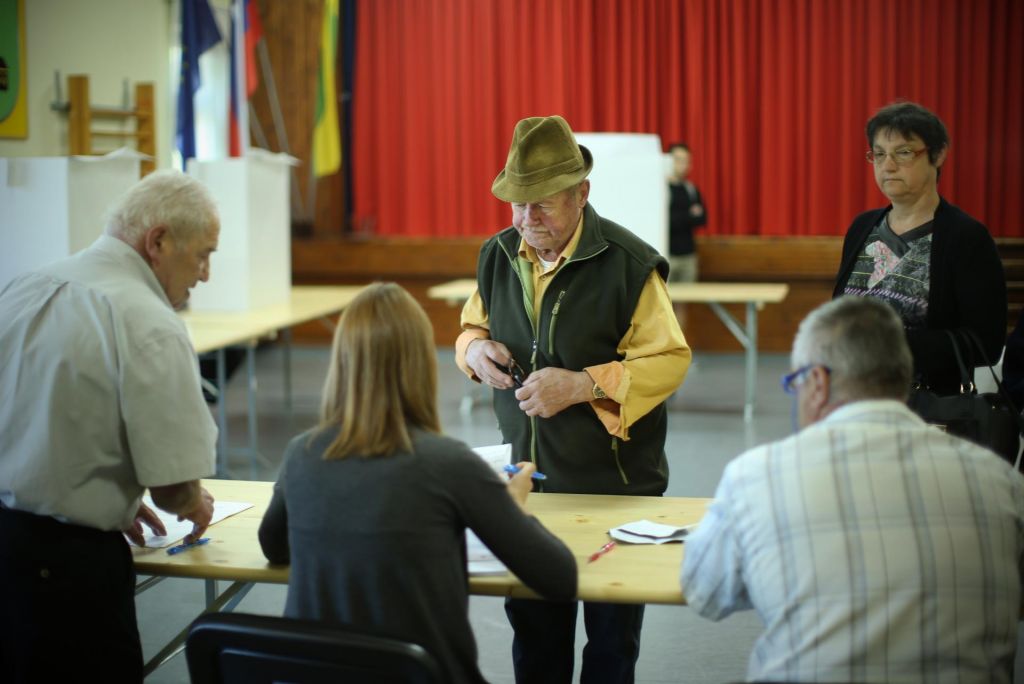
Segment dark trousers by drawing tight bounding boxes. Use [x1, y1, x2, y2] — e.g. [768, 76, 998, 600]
[0, 506, 143, 684]
[505, 597, 645, 684]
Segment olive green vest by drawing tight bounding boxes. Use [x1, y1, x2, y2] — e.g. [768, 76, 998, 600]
[477, 204, 670, 495]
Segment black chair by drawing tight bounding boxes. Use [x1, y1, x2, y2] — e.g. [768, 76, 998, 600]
[186, 612, 444, 684]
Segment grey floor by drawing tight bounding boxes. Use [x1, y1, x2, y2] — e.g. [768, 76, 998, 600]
[139, 345, 1024, 682]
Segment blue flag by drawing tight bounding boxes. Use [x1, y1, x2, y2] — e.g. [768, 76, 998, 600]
[177, 0, 222, 167]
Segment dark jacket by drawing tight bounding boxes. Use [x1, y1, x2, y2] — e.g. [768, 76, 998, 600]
[833, 197, 1006, 395]
[669, 180, 706, 256]
[258, 427, 577, 684]
[477, 204, 670, 495]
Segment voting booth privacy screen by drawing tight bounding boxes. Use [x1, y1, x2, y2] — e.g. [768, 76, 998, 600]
[187, 154, 292, 312]
[574, 133, 667, 257]
[0, 155, 140, 291]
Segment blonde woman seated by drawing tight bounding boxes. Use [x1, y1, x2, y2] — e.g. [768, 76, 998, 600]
[258, 283, 577, 683]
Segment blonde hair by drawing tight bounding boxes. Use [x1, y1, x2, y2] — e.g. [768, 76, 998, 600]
[317, 282, 440, 459]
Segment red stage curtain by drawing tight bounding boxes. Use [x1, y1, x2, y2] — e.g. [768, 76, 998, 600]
[352, 0, 1023, 238]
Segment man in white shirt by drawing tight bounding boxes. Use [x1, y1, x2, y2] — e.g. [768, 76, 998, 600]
[0, 170, 221, 683]
[682, 296, 1024, 683]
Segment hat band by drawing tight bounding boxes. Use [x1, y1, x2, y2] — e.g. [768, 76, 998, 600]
[505, 155, 584, 185]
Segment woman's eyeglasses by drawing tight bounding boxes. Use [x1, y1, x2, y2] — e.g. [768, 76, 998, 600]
[865, 147, 928, 167]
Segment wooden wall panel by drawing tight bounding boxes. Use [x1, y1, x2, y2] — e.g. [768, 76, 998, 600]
[252, 0, 344, 235]
[292, 235, 1024, 350]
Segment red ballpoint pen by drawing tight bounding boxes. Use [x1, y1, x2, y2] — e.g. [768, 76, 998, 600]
[587, 540, 616, 563]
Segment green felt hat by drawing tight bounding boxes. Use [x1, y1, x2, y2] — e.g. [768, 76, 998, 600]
[491, 115, 593, 203]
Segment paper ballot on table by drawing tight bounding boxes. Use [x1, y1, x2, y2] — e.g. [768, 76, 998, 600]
[127, 497, 254, 548]
[609, 519, 697, 545]
[466, 529, 508, 576]
[466, 444, 512, 575]
[472, 443, 512, 476]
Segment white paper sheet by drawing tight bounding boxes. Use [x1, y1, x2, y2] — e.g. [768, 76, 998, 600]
[472, 443, 512, 477]
[466, 529, 508, 576]
[127, 496, 254, 548]
[608, 519, 697, 545]
[467, 445, 513, 575]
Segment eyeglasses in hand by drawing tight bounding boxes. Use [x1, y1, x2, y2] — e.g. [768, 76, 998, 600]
[505, 359, 527, 388]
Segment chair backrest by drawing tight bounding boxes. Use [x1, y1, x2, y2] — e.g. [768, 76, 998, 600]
[186, 612, 445, 684]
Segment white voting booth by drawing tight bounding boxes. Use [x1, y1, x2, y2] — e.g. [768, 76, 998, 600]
[187, 151, 295, 311]
[0, 152, 142, 291]
[573, 133, 667, 256]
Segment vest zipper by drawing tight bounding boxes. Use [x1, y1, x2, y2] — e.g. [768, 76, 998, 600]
[548, 290, 567, 355]
[612, 437, 629, 485]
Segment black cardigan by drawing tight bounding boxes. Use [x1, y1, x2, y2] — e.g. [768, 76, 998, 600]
[833, 198, 1006, 395]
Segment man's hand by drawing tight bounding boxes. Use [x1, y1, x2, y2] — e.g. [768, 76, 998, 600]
[465, 338, 517, 390]
[515, 368, 594, 418]
[178, 487, 215, 544]
[123, 501, 167, 546]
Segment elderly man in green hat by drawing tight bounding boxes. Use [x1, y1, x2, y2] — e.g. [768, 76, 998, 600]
[455, 115, 691, 683]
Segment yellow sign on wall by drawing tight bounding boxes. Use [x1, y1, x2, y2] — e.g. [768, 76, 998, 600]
[0, 0, 28, 139]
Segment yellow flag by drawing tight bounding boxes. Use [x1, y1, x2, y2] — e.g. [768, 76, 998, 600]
[312, 0, 340, 177]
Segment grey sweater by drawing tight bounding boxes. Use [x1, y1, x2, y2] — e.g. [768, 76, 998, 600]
[258, 426, 578, 683]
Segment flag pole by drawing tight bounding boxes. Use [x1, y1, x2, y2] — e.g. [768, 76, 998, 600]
[255, 39, 307, 219]
[232, 0, 249, 156]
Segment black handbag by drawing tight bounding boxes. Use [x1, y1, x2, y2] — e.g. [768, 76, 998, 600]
[907, 330, 1024, 467]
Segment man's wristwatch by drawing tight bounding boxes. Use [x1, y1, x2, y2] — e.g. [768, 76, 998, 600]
[592, 382, 607, 400]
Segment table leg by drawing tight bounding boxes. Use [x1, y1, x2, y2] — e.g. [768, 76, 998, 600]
[216, 348, 228, 475]
[141, 579, 254, 676]
[282, 327, 293, 416]
[744, 302, 758, 422]
[707, 301, 758, 422]
[245, 343, 259, 480]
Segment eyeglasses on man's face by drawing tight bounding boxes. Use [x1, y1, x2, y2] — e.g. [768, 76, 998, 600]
[865, 147, 928, 167]
[505, 359, 526, 388]
[780, 364, 830, 395]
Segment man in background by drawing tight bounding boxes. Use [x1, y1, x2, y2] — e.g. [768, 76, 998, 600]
[0, 170, 221, 683]
[667, 142, 706, 283]
[682, 296, 1023, 683]
[457, 115, 690, 683]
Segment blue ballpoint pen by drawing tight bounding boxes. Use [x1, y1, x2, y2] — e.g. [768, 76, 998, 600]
[167, 537, 211, 555]
[503, 464, 547, 480]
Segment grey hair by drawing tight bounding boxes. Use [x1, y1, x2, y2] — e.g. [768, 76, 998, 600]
[105, 170, 219, 244]
[792, 296, 913, 403]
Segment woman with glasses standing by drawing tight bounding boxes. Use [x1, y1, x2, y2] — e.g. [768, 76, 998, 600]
[832, 101, 1006, 396]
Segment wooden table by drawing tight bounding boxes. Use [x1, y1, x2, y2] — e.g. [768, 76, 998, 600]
[180, 285, 365, 477]
[428, 278, 790, 420]
[133, 479, 707, 673]
[665, 282, 789, 420]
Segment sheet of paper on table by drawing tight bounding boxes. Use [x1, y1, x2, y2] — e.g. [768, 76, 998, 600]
[472, 443, 512, 477]
[127, 496, 255, 548]
[466, 529, 508, 576]
[609, 519, 697, 544]
[465, 444, 512, 575]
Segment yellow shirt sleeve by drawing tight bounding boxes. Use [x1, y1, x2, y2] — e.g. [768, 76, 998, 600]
[455, 288, 490, 380]
[454, 271, 690, 439]
[584, 271, 691, 440]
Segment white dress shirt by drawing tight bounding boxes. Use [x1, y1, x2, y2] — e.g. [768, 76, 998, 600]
[682, 399, 1024, 683]
[0, 235, 216, 531]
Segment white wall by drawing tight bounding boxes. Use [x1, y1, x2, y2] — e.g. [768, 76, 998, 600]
[0, 0, 174, 167]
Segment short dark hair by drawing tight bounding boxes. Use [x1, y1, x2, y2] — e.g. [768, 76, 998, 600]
[668, 142, 690, 153]
[866, 101, 949, 167]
